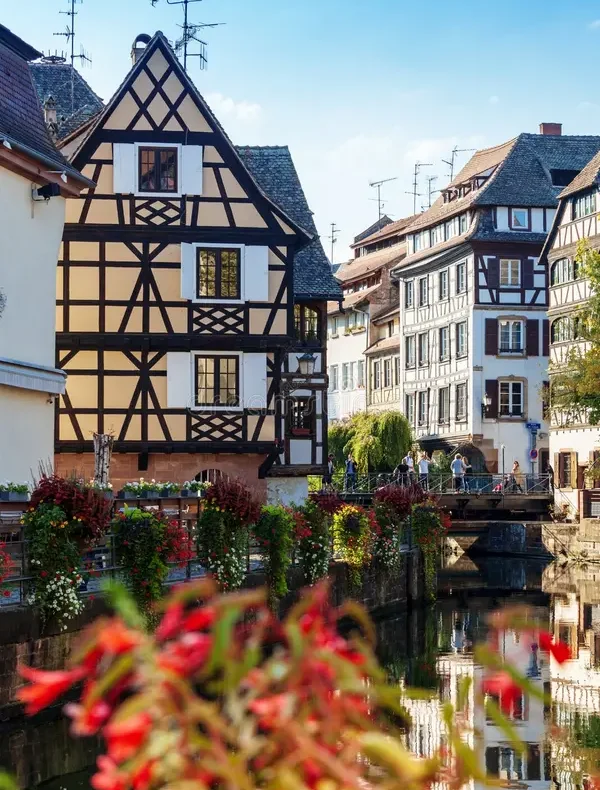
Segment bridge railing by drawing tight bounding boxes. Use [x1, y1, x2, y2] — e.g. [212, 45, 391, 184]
[323, 472, 552, 496]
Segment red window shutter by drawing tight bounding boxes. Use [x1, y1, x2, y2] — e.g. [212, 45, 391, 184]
[485, 318, 498, 356]
[526, 319, 539, 356]
[485, 379, 498, 418]
[542, 319, 549, 356]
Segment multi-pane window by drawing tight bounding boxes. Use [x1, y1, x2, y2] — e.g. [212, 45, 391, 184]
[438, 386, 450, 423]
[499, 319, 523, 353]
[195, 355, 239, 407]
[456, 321, 467, 357]
[456, 262, 466, 293]
[357, 360, 365, 387]
[387, 320, 395, 338]
[499, 381, 523, 416]
[139, 147, 177, 192]
[551, 258, 576, 285]
[295, 305, 320, 344]
[342, 363, 350, 390]
[418, 277, 428, 306]
[384, 358, 392, 388]
[431, 224, 444, 246]
[417, 391, 428, 425]
[459, 213, 468, 234]
[405, 281, 414, 308]
[405, 393, 415, 425]
[288, 397, 314, 434]
[439, 326, 449, 361]
[418, 333, 429, 366]
[510, 208, 529, 229]
[405, 335, 416, 368]
[373, 360, 381, 389]
[456, 383, 467, 420]
[551, 316, 580, 343]
[329, 365, 339, 391]
[573, 191, 597, 219]
[197, 248, 241, 300]
[439, 270, 449, 300]
[500, 259, 520, 287]
[394, 356, 400, 386]
[559, 452, 573, 488]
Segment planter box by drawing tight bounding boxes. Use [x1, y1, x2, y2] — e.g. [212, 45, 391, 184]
[180, 489, 191, 498]
[5, 492, 29, 502]
[104, 492, 114, 501]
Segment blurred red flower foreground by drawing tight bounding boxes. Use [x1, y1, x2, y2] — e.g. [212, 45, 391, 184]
[16, 580, 440, 790]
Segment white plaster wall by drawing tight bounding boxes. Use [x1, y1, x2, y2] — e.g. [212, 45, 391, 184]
[550, 425, 600, 511]
[327, 316, 368, 421]
[0, 168, 65, 367]
[0, 385, 53, 482]
[266, 477, 308, 506]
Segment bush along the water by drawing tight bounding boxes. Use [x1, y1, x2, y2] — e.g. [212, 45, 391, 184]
[332, 504, 373, 590]
[253, 505, 295, 606]
[371, 484, 427, 572]
[294, 499, 331, 585]
[410, 502, 451, 601]
[21, 503, 85, 629]
[112, 508, 191, 612]
[197, 477, 261, 591]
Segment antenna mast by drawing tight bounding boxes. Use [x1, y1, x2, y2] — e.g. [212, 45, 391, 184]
[327, 222, 340, 268]
[151, 0, 224, 72]
[441, 146, 476, 182]
[406, 162, 432, 215]
[369, 176, 397, 222]
[54, 0, 92, 113]
[423, 175, 438, 210]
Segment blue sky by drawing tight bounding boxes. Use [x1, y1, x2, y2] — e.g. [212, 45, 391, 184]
[6, 0, 600, 258]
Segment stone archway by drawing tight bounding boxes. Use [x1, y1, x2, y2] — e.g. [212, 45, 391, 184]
[194, 468, 230, 484]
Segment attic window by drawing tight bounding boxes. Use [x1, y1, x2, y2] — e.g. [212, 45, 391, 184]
[550, 169, 580, 187]
[139, 147, 178, 193]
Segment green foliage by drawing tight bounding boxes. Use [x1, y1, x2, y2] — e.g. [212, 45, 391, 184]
[551, 240, 600, 424]
[411, 504, 449, 602]
[22, 503, 85, 628]
[253, 505, 295, 605]
[296, 499, 331, 585]
[332, 504, 372, 589]
[328, 411, 413, 474]
[197, 506, 248, 592]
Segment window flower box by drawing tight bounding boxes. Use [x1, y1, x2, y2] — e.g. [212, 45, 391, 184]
[0, 483, 30, 502]
[290, 427, 311, 437]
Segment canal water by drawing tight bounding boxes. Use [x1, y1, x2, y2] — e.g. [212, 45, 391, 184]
[12, 555, 600, 789]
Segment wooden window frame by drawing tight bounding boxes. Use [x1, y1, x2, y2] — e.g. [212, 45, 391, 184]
[405, 280, 414, 308]
[405, 335, 416, 369]
[439, 269, 449, 300]
[499, 258, 521, 287]
[295, 304, 321, 346]
[509, 207, 530, 231]
[417, 391, 428, 426]
[383, 358, 392, 388]
[418, 332, 429, 367]
[196, 247, 241, 301]
[287, 395, 316, 437]
[418, 277, 428, 307]
[394, 356, 400, 386]
[194, 354, 240, 409]
[499, 380, 524, 418]
[456, 382, 467, 421]
[438, 386, 450, 424]
[573, 191, 597, 220]
[550, 257, 574, 286]
[373, 360, 381, 390]
[498, 318, 524, 354]
[138, 145, 179, 194]
[329, 365, 339, 392]
[456, 321, 468, 358]
[456, 261, 467, 294]
[405, 392, 415, 425]
[439, 326, 449, 361]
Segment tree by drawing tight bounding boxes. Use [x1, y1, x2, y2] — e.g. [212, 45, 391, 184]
[551, 240, 600, 424]
[328, 410, 412, 474]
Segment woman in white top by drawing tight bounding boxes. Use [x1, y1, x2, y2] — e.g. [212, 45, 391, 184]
[418, 453, 430, 491]
[402, 451, 414, 484]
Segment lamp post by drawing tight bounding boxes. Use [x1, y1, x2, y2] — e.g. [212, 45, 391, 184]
[296, 352, 316, 377]
[481, 393, 491, 418]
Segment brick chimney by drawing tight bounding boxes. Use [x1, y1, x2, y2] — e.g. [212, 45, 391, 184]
[131, 34, 151, 65]
[539, 122, 562, 136]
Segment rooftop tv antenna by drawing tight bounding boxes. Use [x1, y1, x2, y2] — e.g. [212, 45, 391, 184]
[54, 0, 91, 113]
[423, 175, 439, 210]
[326, 222, 340, 268]
[406, 162, 432, 215]
[442, 146, 476, 182]
[150, 0, 224, 72]
[369, 176, 397, 222]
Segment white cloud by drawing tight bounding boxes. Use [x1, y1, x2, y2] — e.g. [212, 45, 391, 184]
[488, 95, 500, 105]
[588, 19, 600, 28]
[205, 92, 262, 122]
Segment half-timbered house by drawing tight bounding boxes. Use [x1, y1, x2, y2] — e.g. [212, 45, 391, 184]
[36, 32, 340, 501]
[0, 24, 90, 482]
[541, 150, 600, 515]
[392, 125, 600, 474]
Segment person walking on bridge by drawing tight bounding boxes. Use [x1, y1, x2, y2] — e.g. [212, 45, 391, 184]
[344, 453, 357, 492]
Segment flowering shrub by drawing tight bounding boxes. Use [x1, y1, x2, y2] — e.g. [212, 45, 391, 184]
[373, 482, 427, 520]
[253, 505, 295, 605]
[332, 504, 373, 589]
[0, 542, 14, 599]
[294, 499, 331, 585]
[411, 502, 451, 600]
[112, 508, 189, 611]
[121, 479, 162, 496]
[21, 503, 85, 628]
[30, 475, 112, 548]
[371, 484, 427, 572]
[197, 478, 260, 591]
[309, 490, 343, 515]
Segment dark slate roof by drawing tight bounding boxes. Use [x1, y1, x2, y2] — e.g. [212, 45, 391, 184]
[236, 146, 342, 301]
[0, 25, 85, 182]
[558, 149, 600, 199]
[29, 62, 104, 140]
[353, 215, 393, 245]
[470, 208, 547, 244]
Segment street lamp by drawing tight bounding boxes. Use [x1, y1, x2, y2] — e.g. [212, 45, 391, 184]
[296, 352, 316, 376]
[481, 393, 492, 418]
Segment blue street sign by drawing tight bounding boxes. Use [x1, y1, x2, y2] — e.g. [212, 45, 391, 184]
[526, 422, 541, 431]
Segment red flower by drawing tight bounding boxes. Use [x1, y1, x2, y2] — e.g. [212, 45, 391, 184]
[40, 570, 48, 578]
[482, 671, 522, 714]
[182, 606, 216, 633]
[157, 632, 212, 675]
[249, 693, 292, 729]
[17, 665, 85, 715]
[65, 700, 111, 735]
[102, 619, 142, 655]
[91, 756, 127, 790]
[156, 601, 184, 641]
[539, 630, 571, 664]
[2, 589, 10, 598]
[104, 712, 153, 763]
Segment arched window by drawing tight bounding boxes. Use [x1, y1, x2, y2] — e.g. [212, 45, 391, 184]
[294, 305, 321, 345]
[551, 317, 576, 344]
[194, 469, 229, 484]
[550, 258, 575, 285]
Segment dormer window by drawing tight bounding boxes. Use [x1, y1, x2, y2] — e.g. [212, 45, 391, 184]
[510, 208, 529, 230]
[139, 146, 178, 193]
[573, 191, 597, 219]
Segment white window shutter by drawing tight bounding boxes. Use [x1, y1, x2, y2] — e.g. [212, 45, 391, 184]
[180, 243, 196, 300]
[166, 353, 193, 408]
[112, 143, 136, 194]
[181, 145, 203, 195]
[242, 353, 267, 409]
[244, 246, 269, 302]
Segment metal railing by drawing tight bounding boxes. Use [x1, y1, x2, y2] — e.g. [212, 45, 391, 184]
[318, 472, 553, 496]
